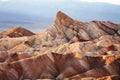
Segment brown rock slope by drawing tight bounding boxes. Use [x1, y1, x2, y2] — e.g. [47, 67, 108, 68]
[0, 11, 120, 80]
[0, 26, 35, 38]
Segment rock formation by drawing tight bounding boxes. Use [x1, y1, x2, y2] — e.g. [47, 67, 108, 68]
[0, 27, 35, 38]
[0, 11, 120, 80]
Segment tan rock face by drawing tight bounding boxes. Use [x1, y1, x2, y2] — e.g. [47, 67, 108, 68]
[0, 11, 120, 80]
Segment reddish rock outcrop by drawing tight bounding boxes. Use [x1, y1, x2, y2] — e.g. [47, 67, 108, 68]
[0, 27, 35, 38]
[0, 11, 120, 80]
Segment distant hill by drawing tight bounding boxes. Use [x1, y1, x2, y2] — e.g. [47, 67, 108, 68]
[0, 26, 35, 38]
[0, 11, 52, 32]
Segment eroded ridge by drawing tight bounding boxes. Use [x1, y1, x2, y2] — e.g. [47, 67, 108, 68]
[0, 11, 120, 80]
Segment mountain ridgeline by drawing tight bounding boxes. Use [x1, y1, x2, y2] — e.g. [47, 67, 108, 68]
[0, 11, 120, 80]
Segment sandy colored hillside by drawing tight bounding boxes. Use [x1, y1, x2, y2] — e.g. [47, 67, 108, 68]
[0, 11, 120, 80]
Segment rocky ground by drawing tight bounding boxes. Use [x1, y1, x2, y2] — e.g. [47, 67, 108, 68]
[0, 11, 120, 80]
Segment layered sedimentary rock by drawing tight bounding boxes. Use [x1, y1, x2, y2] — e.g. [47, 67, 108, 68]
[0, 11, 120, 80]
[0, 27, 35, 38]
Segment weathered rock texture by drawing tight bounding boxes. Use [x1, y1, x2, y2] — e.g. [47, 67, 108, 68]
[0, 27, 35, 38]
[0, 11, 120, 80]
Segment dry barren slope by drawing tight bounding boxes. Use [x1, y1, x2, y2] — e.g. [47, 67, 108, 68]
[0, 11, 120, 80]
[0, 26, 35, 38]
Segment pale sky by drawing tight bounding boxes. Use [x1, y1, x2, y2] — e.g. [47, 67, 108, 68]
[0, 0, 120, 5]
[81, 0, 120, 5]
[0, 0, 9, 2]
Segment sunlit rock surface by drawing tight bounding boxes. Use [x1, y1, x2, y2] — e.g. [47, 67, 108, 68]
[0, 11, 120, 80]
[0, 27, 35, 38]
